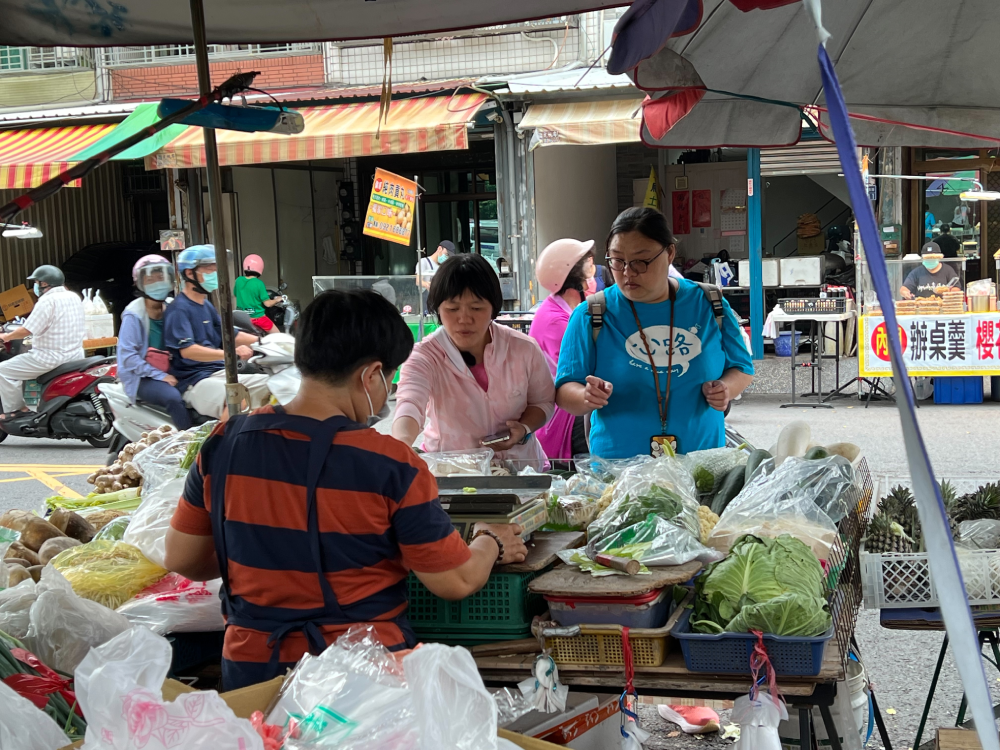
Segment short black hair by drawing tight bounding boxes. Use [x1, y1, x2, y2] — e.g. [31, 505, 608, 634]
[939, 223, 951, 234]
[295, 289, 413, 385]
[427, 253, 503, 318]
[558, 258, 588, 296]
[606, 207, 676, 254]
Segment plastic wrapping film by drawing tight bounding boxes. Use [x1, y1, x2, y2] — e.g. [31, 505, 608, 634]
[116, 574, 224, 635]
[588, 456, 700, 544]
[707, 457, 851, 560]
[0, 577, 36, 638]
[545, 494, 601, 530]
[0, 679, 72, 750]
[678, 447, 749, 495]
[132, 421, 217, 492]
[420, 449, 494, 477]
[957, 520, 1000, 550]
[732, 693, 787, 750]
[50, 540, 167, 609]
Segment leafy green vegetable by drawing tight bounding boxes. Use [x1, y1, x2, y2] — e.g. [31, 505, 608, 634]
[691, 534, 828, 636]
[180, 421, 215, 470]
[725, 593, 831, 636]
[588, 484, 686, 541]
[93, 515, 131, 541]
[681, 447, 749, 495]
[46, 486, 140, 511]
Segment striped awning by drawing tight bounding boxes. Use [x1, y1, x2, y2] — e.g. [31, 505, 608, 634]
[145, 93, 488, 170]
[0, 124, 115, 189]
[518, 99, 643, 149]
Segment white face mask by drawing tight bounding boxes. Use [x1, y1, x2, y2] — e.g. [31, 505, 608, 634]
[362, 365, 390, 427]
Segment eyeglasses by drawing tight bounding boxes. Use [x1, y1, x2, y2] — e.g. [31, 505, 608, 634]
[606, 247, 667, 275]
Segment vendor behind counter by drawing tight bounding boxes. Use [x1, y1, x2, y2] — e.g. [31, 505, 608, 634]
[900, 245, 960, 299]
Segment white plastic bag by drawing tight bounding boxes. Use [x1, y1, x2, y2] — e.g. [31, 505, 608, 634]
[25, 566, 130, 674]
[0, 679, 70, 750]
[732, 692, 787, 750]
[132, 422, 216, 494]
[76, 626, 264, 750]
[0, 577, 37, 639]
[406, 643, 498, 750]
[92, 290, 109, 315]
[116, 574, 224, 634]
[420, 449, 494, 477]
[122, 475, 186, 568]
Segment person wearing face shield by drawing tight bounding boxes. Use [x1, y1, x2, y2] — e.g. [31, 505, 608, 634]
[116, 255, 192, 428]
[162, 245, 270, 420]
[163, 289, 527, 690]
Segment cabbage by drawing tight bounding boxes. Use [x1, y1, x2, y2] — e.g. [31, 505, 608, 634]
[691, 533, 829, 636]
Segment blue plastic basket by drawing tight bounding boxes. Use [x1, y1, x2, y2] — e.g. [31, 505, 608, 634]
[774, 330, 801, 357]
[933, 376, 983, 404]
[671, 609, 833, 676]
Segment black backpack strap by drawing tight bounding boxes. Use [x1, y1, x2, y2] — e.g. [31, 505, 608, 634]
[587, 290, 606, 343]
[696, 281, 726, 331]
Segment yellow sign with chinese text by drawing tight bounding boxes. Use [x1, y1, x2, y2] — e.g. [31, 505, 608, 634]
[363, 168, 417, 246]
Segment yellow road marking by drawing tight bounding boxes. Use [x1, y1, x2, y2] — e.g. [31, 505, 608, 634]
[0, 464, 103, 471]
[0, 472, 89, 484]
[25, 469, 83, 499]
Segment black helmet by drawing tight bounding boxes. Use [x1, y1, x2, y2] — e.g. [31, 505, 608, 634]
[27, 265, 64, 288]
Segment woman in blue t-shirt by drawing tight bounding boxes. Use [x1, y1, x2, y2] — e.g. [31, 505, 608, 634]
[555, 208, 754, 459]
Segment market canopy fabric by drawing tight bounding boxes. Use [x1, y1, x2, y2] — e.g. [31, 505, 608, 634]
[622, 0, 1000, 148]
[0, 0, 627, 46]
[142, 94, 488, 169]
[0, 124, 114, 189]
[71, 103, 188, 162]
[518, 99, 643, 148]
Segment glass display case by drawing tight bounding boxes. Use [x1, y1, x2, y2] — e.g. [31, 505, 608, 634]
[857, 257, 967, 315]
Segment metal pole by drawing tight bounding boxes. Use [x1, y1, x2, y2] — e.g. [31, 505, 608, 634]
[414, 174, 424, 341]
[747, 148, 764, 361]
[190, 0, 242, 416]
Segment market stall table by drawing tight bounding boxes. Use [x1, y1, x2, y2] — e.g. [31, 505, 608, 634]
[772, 310, 856, 408]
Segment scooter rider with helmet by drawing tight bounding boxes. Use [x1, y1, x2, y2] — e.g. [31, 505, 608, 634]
[0, 265, 85, 420]
[163, 245, 270, 420]
[234, 254, 282, 333]
[117, 255, 192, 429]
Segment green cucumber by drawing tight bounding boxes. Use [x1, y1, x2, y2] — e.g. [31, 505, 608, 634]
[805, 446, 830, 460]
[744, 448, 772, 485]
[711, 465, 746, 516]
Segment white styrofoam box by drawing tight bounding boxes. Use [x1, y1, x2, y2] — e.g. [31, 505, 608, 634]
[85, 313, 114, 339]
[738, 259, 781, 287]
[779, 256, 824, 286]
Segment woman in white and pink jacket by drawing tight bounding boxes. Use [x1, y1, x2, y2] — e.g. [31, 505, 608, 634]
[392, 253, 555, 470]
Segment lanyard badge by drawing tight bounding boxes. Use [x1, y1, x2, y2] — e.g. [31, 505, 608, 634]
[627, 283, 676, 458]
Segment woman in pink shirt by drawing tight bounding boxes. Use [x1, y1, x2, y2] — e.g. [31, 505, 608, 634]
[529, 238, 592, 460]
[392, 253, 555, 469]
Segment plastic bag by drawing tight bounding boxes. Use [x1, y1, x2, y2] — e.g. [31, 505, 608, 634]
[122, 475, 186, 568]
[133, 422, 216, 493]
[26, 567, 130, 674]
[707, 458, 845, 559]
[545, 494, 600, 530]
[406, 643, 499, 750]
[0, 679, 71, 750]
[421, 449, 494, 477]
[732, 692, 787, 750]
[678, 447, 749, 495]
[116, 574, 224, 634]
[958, 519, 1000, 550]
[588, 456, 700, 544]
[75, 626, 264, 750]
[94, 514, 131, 541]
[574, 454, 651, 483]
[268, 626, 416, 749]
[50, 540, 168, 609]
[0, 577, 37, 638]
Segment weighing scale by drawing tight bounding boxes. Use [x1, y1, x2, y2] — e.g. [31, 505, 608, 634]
[436, 475, 552, 542]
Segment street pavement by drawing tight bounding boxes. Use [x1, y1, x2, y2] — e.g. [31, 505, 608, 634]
[3, 392, 1000, 748]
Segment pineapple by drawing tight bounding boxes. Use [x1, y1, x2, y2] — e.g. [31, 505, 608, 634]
[879, 485, 914, 524]
[955, 483, 1000, 523]
[865, 512, 913, 554]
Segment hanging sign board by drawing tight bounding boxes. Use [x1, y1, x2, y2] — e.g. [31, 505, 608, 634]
[859, 314, 1000, 376]
[363, 168, 417, 246]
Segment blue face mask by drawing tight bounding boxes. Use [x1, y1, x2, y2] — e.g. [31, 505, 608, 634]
[923, 260, 940, 270]
[199, 271, 219, 293]
[33, 282, 41, 296]
[144, 281, 172, 301]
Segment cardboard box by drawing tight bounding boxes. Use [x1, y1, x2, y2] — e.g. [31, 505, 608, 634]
[797, 234, 825, 256]
[0, 284, 34, 322]
[57, 676, 286, 749]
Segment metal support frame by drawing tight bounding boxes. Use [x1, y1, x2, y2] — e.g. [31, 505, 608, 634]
[748, 148, 764, 360]
[190, 0, 241, 416]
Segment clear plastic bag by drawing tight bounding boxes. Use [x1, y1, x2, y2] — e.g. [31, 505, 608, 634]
[133, 422, 217, 492]
[732, 693, 787, 750]
[545, 494, 600, 530]
[0, 577, 37, 639]
[94, 515, 131, 541]
[122, 475, 187, 568]
[268, 626, 416, 749]
[574, 454, 651, 483]
[707, 458, 844, 560]
[406, 642, 499, 750]
[958, 519, 1000, 550]
[421, 449, 494, 477]
[75, 626, 264, 750]
[116, 574, 224, 635]
[50, 540, 168, 609]
[0, 678, 71, 750]
[26, 566, 131, 674]
[678, 447, 749, 495]
[588, 456, 700, 544]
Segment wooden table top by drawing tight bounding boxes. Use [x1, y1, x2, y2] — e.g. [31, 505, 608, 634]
[528, 561, 703, 597]
[499, 531, 586, 574]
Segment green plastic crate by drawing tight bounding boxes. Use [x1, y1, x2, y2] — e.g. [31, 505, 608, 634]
[22, 379, 41, 408]
[407, 567, 548, 638]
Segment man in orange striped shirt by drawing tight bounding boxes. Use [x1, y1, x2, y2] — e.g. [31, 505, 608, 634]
[164, 289, 526, 689]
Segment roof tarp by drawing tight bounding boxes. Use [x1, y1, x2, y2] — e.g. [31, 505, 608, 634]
[144, 94, 488, 169]
[0, 124, 114, 188]
[71, 103, 188, 162]
[518, 99, 643, 148]
[0, 1, 627, 46]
